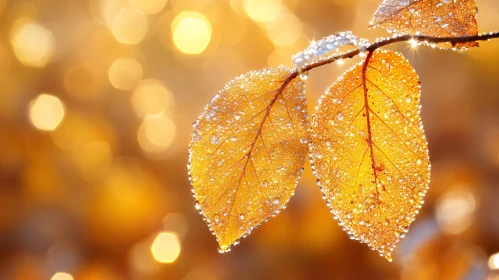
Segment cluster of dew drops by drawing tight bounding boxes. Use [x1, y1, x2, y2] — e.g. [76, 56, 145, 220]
[292, 31, 371, 81]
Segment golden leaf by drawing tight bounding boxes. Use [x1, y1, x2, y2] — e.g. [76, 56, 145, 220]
[370, 0, 478, 49]
[189, 66, 309, 252]
[310, 50, 430, 261]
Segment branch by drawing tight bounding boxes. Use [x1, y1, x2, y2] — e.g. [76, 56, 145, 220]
[285, 31, 499, 82]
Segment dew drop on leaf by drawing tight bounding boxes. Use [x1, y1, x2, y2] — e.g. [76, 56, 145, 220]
[337, 112, 344, 121]
[210, 134, 220, 145]
[299, 72, 309, 81]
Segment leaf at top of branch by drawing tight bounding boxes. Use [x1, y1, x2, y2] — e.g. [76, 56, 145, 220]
[310, 49, 430, 261]
[370, 0, 478, 49]
[189, 66, 309, 252]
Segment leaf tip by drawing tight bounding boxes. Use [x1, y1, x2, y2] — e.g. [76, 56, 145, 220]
[217, 243, 231, 253]
[217, 236, 243, 254]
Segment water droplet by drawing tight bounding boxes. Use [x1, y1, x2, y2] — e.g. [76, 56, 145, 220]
[211, 134, 220, 145]
[337, 113, 344, 121]
[299, 72, 309, 81]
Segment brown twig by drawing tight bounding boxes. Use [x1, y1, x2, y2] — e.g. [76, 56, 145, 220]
[284, 32, 499, 82]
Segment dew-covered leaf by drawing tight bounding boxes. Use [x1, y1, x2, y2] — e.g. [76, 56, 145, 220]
[189, 66, 309, 252]
[310, 50, 430, 261]
[370, 0, 478, 49]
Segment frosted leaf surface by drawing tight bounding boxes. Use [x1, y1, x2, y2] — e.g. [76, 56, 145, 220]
[292, 31, 370, 70]
[189, 66, 309, 252]
[370, 0, 478, 49]
[310, 50, 430, 261]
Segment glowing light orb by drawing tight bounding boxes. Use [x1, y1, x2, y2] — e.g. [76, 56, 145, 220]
[151, 232, 181, 263]
[172, 12, 212, 54]
[29, 94, 66, 131]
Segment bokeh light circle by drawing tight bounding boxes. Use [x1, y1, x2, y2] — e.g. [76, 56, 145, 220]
[50, 272, 73, 280]
[108, 57, 143, 90]
[10, 19, 55, 68]
[29, 94, 66, 131]
[242, 0, 283, 23]
[138, 114, 176, 153]
[132, 79, 174, 119]
[129, 0, 167, 14]
[172, 12, 212, 54]
[111, 8, 148, 45]
[150, 232, 181, 263]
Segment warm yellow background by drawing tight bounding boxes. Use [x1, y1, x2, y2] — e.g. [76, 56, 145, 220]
[1, 0, 499, 279]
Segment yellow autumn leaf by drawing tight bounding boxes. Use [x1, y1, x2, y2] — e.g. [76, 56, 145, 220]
[310, 50, 430, 261]
[370, 0, 478, 49]
[189, 66, 309, 252]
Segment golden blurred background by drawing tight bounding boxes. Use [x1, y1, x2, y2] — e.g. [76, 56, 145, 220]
[1, 0, 499, 279]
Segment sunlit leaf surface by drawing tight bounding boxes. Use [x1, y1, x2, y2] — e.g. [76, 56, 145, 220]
[310, 50, 430, 261]
[370, 0, 478, 49]
[189, 67, 309, 252]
